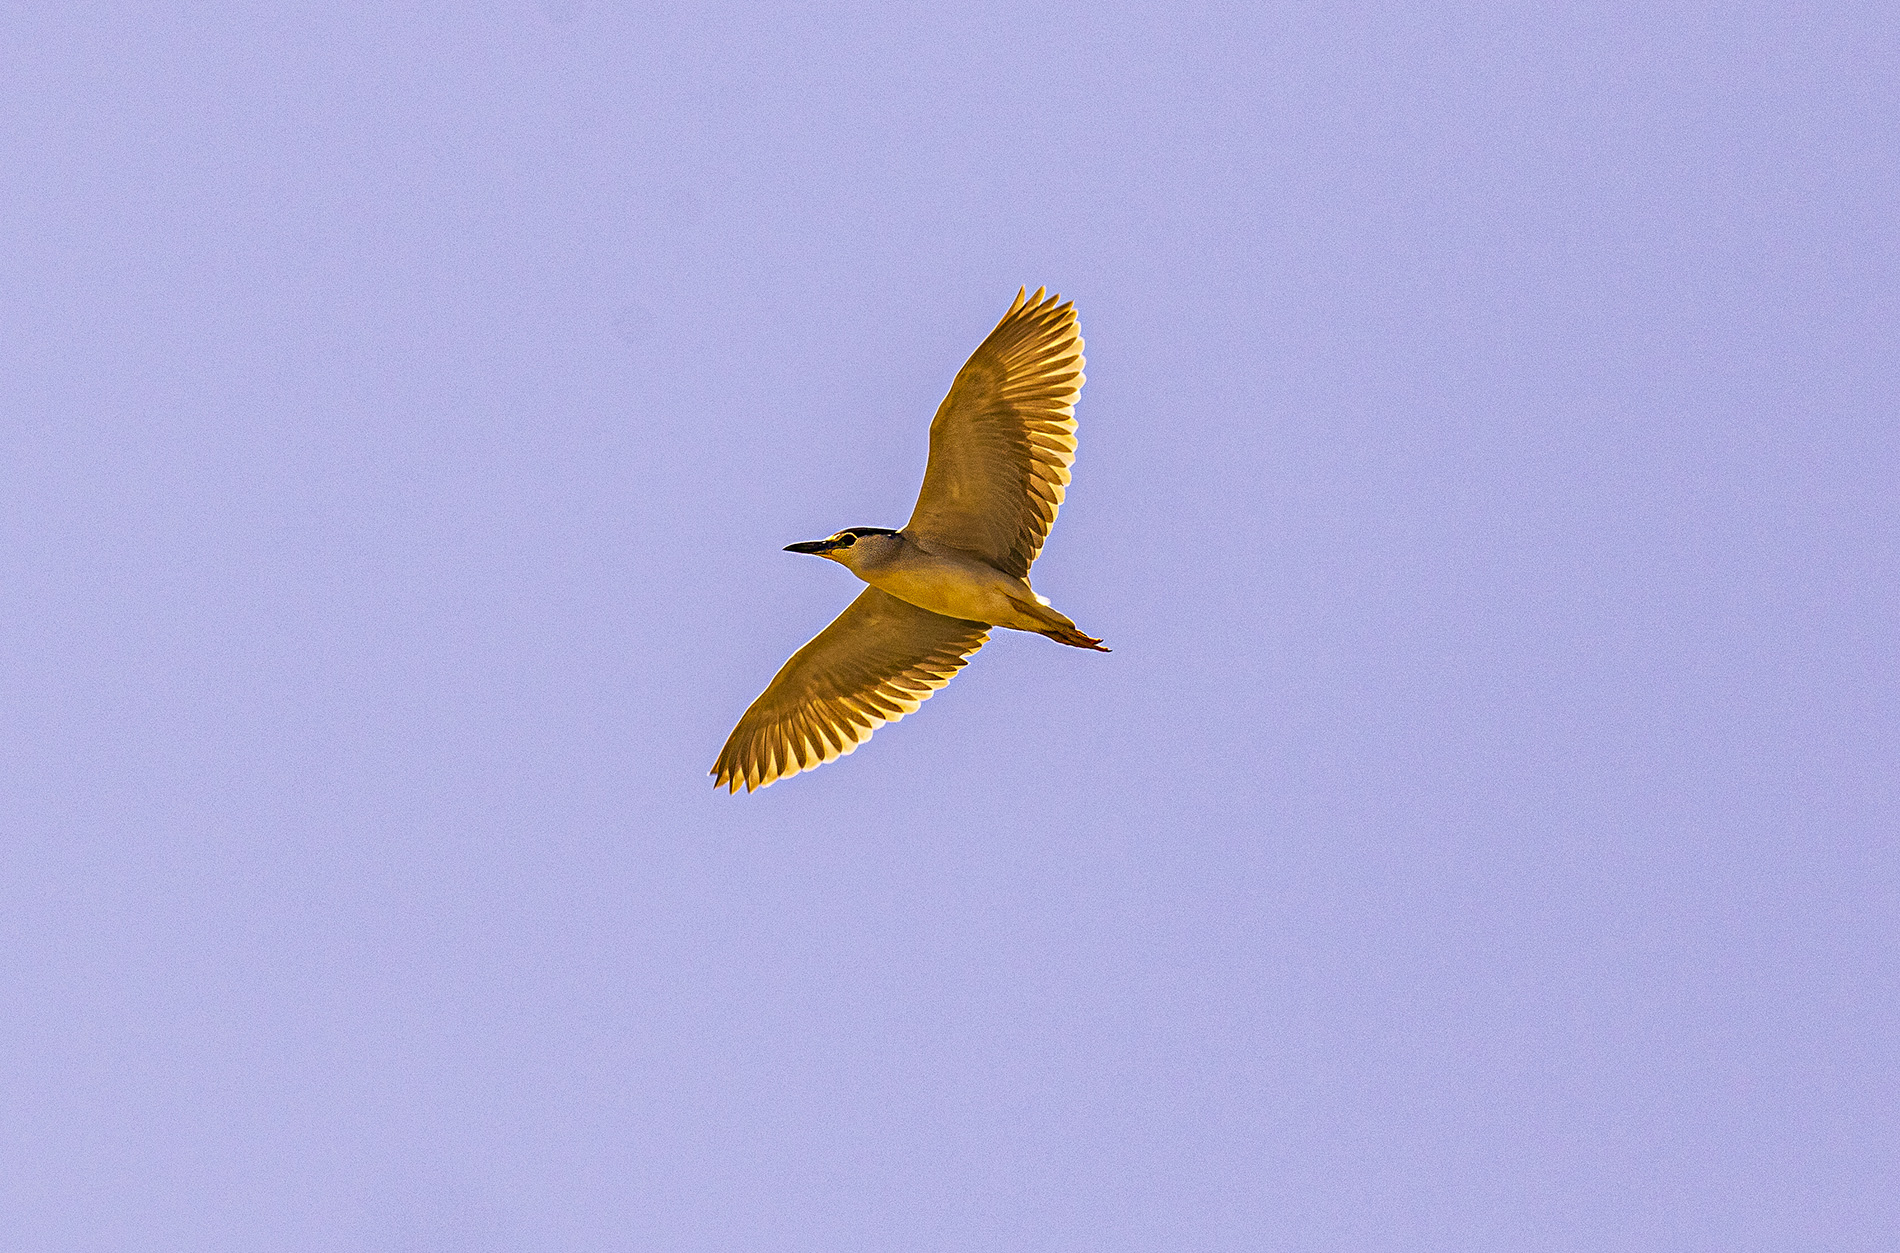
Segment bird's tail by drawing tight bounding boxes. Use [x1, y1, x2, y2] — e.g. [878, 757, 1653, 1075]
[1041, 624, 1111, 652]
[1011, 595, 1111, 652]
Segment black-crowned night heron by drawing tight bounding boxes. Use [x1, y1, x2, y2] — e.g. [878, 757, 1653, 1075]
[712, 287, 1105, 793]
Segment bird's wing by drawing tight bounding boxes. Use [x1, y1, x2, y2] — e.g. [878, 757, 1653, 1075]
[905, 287, 1085, 579]
[712, 588, 990, 793]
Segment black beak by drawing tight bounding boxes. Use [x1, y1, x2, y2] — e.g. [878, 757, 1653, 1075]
[783, 539, 834, 554]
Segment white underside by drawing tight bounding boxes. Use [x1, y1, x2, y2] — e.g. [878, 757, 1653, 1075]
[859, 551, 1065, 633]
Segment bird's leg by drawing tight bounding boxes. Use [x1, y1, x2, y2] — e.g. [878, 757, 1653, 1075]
[1038, 624, 1111, 652]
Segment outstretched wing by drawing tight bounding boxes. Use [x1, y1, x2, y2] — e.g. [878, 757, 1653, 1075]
[905, 287, 1085, 579]
[712, 588, 990, 793]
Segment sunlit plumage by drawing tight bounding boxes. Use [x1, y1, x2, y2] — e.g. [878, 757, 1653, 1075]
[712, 288, 1105, 793]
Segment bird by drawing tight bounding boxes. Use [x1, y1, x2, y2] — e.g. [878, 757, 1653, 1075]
[711, 286, 1107, 793]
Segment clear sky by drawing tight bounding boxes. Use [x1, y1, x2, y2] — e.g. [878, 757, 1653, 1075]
[5, 3, 1894, 1249]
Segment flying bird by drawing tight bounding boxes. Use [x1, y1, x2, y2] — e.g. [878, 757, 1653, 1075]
[712, 287, 1106, 793]
[710, 289, 1102, 790]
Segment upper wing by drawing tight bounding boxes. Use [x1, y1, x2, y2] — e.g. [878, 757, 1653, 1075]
[711, 588, 990, 793]
[905, 287, 1085, 579]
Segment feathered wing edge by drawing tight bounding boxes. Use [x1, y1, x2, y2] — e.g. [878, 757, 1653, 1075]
[909, 286, 1086, 578]
[711, 588, 990, 793]
[990, 286, 1085, 575]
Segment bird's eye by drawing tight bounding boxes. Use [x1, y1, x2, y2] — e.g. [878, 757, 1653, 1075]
[834, 533, 856, 547]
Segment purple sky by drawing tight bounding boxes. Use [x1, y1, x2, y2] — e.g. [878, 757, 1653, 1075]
[5, 3, 1895, 1249]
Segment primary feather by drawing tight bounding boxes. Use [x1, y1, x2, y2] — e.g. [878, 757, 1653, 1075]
[712, 589, 989, 793]
[906, 287, 1086, 579]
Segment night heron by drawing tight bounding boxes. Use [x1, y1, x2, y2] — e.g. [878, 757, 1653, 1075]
[712, 287, 1105, 793]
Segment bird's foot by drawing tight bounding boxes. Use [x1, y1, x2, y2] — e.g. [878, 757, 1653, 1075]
[1044, 626, 1111, 652]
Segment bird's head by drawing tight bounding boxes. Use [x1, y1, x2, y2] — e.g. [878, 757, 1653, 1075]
[784, 527, 903, 571]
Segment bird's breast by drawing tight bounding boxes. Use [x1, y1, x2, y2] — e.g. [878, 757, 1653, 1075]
[859, 554, 1032, 628]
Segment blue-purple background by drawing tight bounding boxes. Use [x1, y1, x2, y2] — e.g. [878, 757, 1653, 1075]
[5, 4, 1895, 1249]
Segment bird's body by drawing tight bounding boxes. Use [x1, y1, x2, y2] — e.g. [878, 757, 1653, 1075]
[821, 529, 1095, 643]
[713, 287, 1105, 793]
